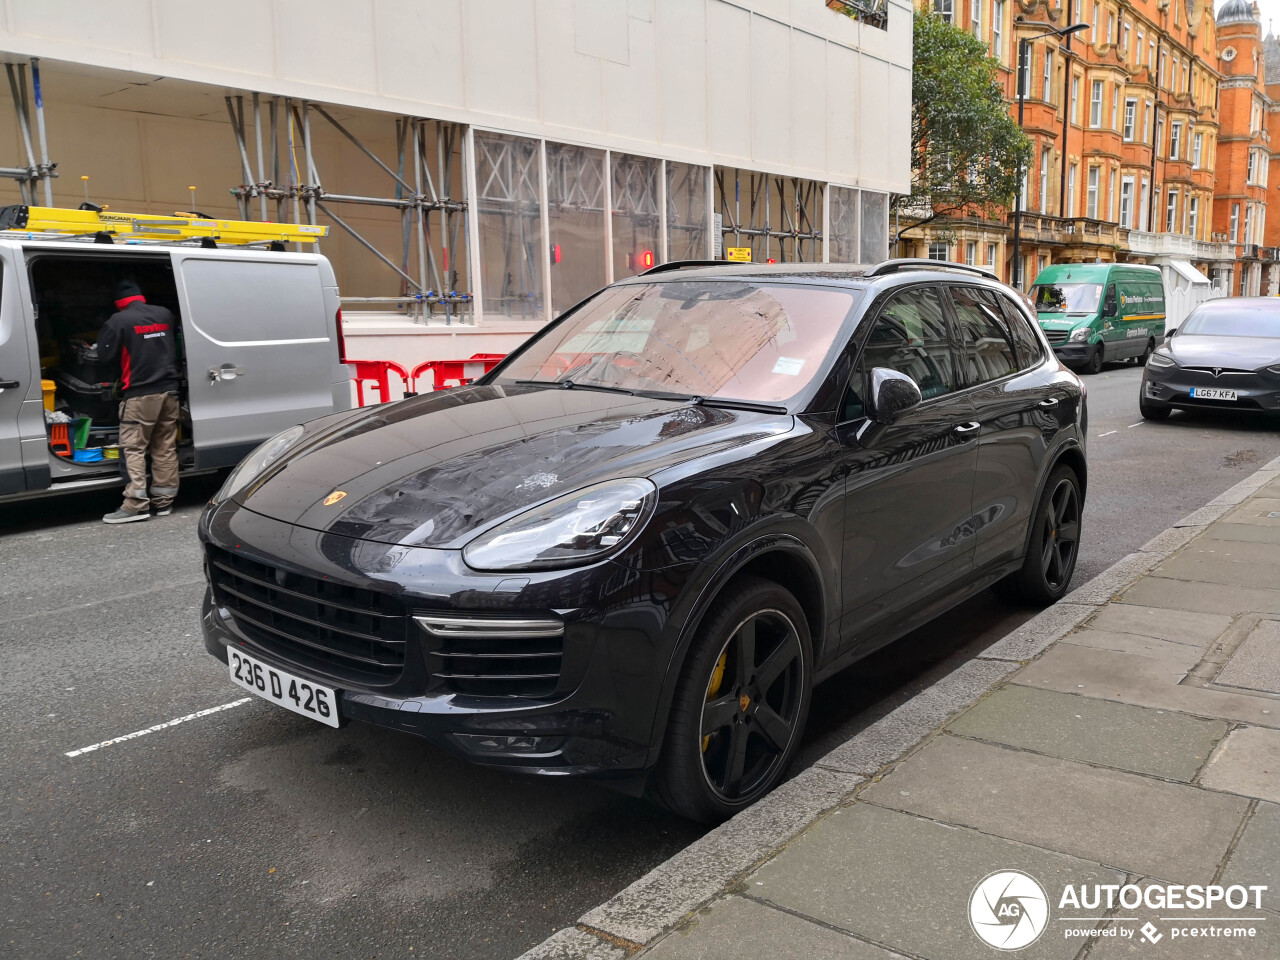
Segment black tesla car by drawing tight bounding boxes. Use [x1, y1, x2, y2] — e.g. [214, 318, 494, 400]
[199, 260, 1087, 822]
[1141, 297, 1280, 420]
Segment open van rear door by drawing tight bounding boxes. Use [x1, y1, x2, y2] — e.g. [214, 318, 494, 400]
[0, 245, 46, 495]
[172, 251, 341, 470]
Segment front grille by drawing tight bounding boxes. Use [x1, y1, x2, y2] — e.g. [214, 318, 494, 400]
[418, 616, 564, 699]
[208, 547, 408, 686]
[1182, 366, 1254, 376]
[1044, 329, 1070, 345]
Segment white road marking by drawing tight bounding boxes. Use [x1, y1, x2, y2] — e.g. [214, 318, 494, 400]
[1098, 430, 1117, 437]
[64, 698, 253, 758]
[1127, 422, 1144, 428]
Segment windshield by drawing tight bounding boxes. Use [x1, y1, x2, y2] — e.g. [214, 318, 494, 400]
[1030, 282, 1103, 314]
[495, 280, 860, 403]
[1180, 304, 1280, 338]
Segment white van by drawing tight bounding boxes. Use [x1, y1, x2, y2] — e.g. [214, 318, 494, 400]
[0, 239, 350, 501]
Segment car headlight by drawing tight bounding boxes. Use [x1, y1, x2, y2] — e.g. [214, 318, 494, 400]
[1146, 352, 1177, 370]
[1267, 363, 1280, 375]
[463, 478, 657, 571]
[1068, 326, 1093, 342]
[211, 425, 305, 504]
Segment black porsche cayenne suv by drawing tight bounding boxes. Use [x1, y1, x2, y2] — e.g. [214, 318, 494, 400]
[199, 259, 1087, 822]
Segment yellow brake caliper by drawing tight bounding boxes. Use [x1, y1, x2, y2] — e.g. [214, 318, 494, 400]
[703, 650, 728, 752]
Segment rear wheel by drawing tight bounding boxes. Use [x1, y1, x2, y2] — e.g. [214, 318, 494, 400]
[995, 465, 1082, 606]
[652, 576, 812, 822]
[1082, 345, 1104, 375]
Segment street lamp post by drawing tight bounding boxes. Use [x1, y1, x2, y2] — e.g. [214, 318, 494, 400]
[1011, 20, 1088, 290]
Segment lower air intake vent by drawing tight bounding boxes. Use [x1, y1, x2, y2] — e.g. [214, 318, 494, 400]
[417, 615, 564, 699]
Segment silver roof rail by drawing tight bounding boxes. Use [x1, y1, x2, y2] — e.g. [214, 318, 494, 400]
[864, 258, 999, 282]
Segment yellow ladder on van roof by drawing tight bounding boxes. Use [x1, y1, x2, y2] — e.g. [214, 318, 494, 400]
[0, 204, 328, 245]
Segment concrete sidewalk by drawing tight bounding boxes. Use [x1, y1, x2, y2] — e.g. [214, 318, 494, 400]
[526, 455, 1280, 960]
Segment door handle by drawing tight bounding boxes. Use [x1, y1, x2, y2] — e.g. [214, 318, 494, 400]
[953, 421, 981, 436]
[208, 365, 245, 383]
[0, 379, 18, 390]
[1037, 397, 1059, 408]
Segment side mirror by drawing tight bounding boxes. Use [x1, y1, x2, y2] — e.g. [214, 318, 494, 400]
[869, 367, 923, 425]
[1166, 327, 1177, 339]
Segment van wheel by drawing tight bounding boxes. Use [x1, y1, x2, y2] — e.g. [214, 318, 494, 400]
[1138, 339, 1155, 365]
[652, 576, 812, 823]
[995, 465, 1082, 606]
[1082, 345, 1103, 375]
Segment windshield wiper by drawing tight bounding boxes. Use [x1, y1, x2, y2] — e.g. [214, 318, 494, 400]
[512, 378, 638, 396]
[691, 396, 789, 414]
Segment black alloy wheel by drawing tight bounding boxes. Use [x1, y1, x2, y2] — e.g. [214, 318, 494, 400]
[1038, 476, 1081, 592]
[1083, 345, 1104, 375]
[653, 576, 812, 822]
[995, 464, 1083, 605]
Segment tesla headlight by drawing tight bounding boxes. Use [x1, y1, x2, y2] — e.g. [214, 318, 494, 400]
[211, 425, 305, 504]
[1146, 352, 1177, 370]
[1267, 363, 1280, 375]
[463, 478, 657, 571]
[1068, 326, 1093, 342]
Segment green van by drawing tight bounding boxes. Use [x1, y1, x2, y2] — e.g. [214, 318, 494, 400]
[1028, 263, 1166, 374]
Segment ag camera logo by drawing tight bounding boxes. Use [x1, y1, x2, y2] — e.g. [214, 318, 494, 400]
[969, 870, 1049, 950]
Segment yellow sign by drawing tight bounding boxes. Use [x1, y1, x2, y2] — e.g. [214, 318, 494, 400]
[726, 247, 752, 262]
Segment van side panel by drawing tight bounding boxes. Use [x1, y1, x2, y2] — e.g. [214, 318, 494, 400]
[173, 253, 338, 470]
[0, 247, 44, 494]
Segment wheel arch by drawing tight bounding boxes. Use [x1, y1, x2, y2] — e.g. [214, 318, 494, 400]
[643, 533, 830, 765]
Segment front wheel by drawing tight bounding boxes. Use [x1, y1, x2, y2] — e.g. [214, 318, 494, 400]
[652, 576, 812, 822]
[1139, 393, 1171, 421]
[1137, 338, 1155, 366]
[1082, 344, 1104, 375]
[995, 465, 1082, 606]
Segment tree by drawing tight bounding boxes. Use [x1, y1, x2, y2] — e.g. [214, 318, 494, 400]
[896, 10, 1032, 238]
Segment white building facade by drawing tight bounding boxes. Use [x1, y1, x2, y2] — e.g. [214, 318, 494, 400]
[0, 0, 911, 369]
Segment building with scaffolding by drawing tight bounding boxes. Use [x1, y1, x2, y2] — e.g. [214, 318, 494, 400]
[0, 0, 909, 374]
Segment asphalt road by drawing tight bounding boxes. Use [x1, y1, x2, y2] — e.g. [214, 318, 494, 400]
[3, 363, 1278, 960]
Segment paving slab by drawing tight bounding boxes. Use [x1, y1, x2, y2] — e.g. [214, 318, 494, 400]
[1221, 496, 1280, 524]
[1141, 523, 1206, 555]
[644, 896, 905, 960]
[817, 659, 1019, 775]
[1061, 552, 1164, 605]
[1061, 630, 1205, 671]
[978, 603, 1097, 662]
[1221, 802, 1280, 892]
[1155, 539, 1280, 591]
[946, 685, 1227, 781]
[1205, 523, 1280, 545]
[752, 802, 1121, 960]
[1215, 619, 1280, 695]
[1200, 727, 1280, 803]
[1122, 575, 1280, 617]
[861, 735, 1249, 883]
[1088, 604, 1231, 646]
[578, 766, 863, 946]
[1011, 644, 1280, 728]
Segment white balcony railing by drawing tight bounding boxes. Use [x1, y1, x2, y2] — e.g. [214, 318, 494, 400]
[1126, 230, 1236, 262]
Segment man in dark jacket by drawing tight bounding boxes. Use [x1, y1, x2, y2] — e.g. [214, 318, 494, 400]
[95, 279, 181, 523]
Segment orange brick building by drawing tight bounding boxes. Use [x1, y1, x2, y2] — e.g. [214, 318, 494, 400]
[904, 0, 1264, 298]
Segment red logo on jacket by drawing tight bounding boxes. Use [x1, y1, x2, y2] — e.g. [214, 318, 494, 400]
[133, 323, 169, 335]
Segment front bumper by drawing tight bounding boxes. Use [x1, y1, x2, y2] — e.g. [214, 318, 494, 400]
[199, 499, 696, 789]
[1142, 367, 1280, 412]
[1050, 341, 1097, 364]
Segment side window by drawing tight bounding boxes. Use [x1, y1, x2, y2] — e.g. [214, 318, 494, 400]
[860, 286, 956, 401]
[839, 357, 866, 422]
[949, 286, 1018, 385]
[993, 292, 1045, 368]
[1104, 283, 1118, 315]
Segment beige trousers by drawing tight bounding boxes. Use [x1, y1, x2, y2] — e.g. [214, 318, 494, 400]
[118, 392, 180, 513]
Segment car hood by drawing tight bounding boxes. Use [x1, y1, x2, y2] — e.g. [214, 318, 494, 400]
[238, 383, 789, 548]
[1168, 335, 1280, 369]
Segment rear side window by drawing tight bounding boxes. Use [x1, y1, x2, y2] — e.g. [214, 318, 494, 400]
[948, 286, 1018, 385]
[993, 292, 1046, 368]
[860, 286, 956, 401]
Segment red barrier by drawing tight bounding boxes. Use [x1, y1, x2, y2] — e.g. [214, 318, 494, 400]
[351, 359, 410, 406]
[410, 353, 507, 392]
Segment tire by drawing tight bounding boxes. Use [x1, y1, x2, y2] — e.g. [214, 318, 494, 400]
[1082, 344, 1104, 375]
[651, 576, 813, 822]
[995, 465, 1082, 606]
[1138, 338, 1155, 366]
[1139, 394, 1171, 421]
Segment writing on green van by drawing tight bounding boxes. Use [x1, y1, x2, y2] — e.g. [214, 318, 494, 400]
[1028, 263, 1166, 374]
